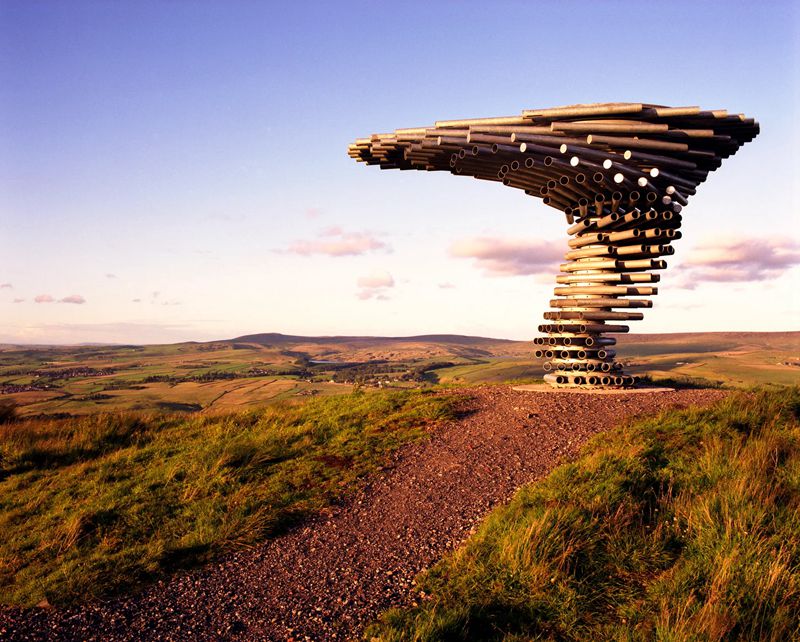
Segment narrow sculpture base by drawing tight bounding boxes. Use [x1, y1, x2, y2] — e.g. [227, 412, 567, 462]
[512, 384, 675, 395]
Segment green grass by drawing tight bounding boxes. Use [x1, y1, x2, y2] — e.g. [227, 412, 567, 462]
[368, 388, 800, 641]
[432, 359, 542, 385]
[636, 374, 725, 390]
[5, 336, 799, 416]
[0, 389, 457, 607]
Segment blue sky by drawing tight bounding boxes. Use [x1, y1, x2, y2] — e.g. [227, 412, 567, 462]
[1, 0, 798, 343]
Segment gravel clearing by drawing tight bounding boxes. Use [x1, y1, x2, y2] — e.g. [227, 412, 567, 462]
[1, 386, 727, 641]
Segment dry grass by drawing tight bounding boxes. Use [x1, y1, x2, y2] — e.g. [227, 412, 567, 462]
[0, 389, 457, 606]
[369, 388, 800, 641]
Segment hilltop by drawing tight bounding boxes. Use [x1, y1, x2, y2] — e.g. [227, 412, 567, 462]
[2, 388, 797, 640]
[229, 332, 526, 361]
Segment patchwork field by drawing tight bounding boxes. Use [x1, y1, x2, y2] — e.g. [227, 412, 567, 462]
[1, 331, 798, 416]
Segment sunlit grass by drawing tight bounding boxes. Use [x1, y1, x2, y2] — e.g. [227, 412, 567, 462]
[369, 388, 800, 641]
[0, 389, 457, 606]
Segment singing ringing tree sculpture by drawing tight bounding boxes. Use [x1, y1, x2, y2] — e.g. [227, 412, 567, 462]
[347, 103, 758, 388]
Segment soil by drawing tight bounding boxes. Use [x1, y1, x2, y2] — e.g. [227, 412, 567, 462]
[0, 386, 728, 641]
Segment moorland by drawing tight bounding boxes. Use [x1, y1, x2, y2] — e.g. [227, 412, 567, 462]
[1, 331, 798, 640]
[1, 331, 798, 417]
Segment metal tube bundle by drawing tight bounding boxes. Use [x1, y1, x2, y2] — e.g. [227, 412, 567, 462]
[348, 102, 759, 389]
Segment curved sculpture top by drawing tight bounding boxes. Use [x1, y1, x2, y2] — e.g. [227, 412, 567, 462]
[348, 103, 759, 388]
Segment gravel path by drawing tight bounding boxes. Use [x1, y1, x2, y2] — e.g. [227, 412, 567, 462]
[1, 386, 727, 641]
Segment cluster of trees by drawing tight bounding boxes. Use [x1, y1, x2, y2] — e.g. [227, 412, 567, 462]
[328, 361, 454, 385]
[142, 371, 243, 384]
[34, 367, 115, 380]
[0, 383, 53, 393]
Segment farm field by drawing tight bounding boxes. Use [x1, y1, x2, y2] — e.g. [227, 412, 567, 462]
[1, 331, 798, 416]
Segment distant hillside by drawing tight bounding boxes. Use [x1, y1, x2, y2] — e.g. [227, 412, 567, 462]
[228, 332, 526, 361]
[617, 331, 800, 347]
[231, 332, 518, 347]
[1, 331, 797, 417]
[232, 330, 799, 348]
[220, 331, 800, 370]
[227, 331, 800, 360]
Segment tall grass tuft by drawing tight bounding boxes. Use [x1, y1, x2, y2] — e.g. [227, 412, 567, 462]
[0, 389, 457, 606]
[369, 388, 800, 641]
[0, 401, 17, 425]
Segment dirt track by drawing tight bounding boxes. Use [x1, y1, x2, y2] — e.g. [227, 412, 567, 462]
[0, 386, 727, 641]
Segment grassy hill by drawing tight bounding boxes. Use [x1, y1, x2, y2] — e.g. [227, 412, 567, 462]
[0, 389, 457, 606]
[368, 388, 800, 641]
[1, 332, 798, 416]
[616, 332, 800, 387]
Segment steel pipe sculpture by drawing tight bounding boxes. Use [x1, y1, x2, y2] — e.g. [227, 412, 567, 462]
[348, 103, 758, 388]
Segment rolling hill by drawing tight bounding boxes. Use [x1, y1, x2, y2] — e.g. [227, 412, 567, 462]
[0, 331, 797, 416]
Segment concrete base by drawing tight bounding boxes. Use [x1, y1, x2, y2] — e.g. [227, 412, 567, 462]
[512, 384, 675, 395]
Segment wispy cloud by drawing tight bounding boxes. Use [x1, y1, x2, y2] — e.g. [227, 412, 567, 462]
[0, 283, 12, 289]
[438, 282, 456, 289]
[449, 237, 562, 276]
[0, 322, 196, 345]
[305, 207, 322, 219]
[129, 291, 179, 305]
[105, 273, 117, 279]
[674, 236, 800, 289]
[12, 298, 24, 303]
[356, 270, 394, 300]
[32, 293, 88, 304]
[287, 227, 389, 257]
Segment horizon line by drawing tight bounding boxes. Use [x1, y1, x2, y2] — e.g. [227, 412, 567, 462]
[2, 328, 799, 348]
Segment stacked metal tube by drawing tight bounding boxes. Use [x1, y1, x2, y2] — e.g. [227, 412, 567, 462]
[348, 103, 759, 388]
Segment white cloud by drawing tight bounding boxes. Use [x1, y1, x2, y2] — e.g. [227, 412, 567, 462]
[357, 272, 394, 288]
[287, 228, 389, 257]
[449, 237, 562, 276]
[674, 236, 800, 289]
[356, 270, 395, 300]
